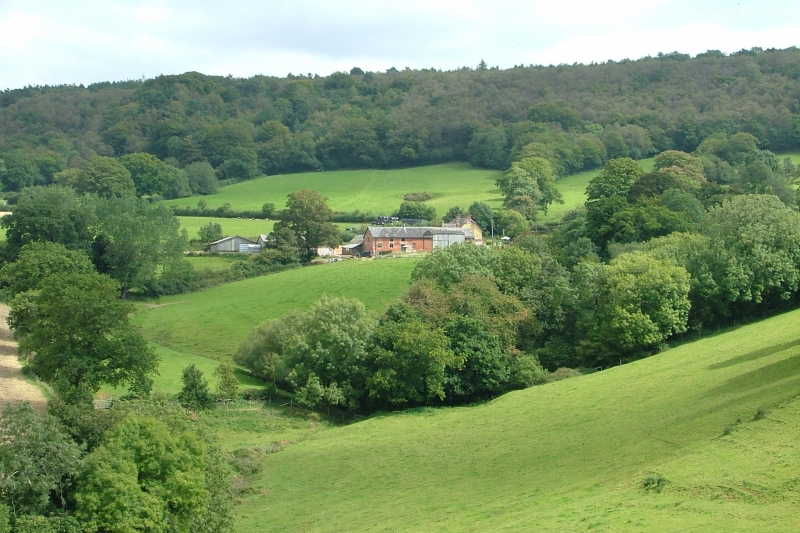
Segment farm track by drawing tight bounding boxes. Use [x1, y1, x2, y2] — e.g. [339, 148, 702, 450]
[0, 304, 46, 412]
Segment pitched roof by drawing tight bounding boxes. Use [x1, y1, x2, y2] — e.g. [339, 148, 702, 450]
[209, 235, 257, 245]
[366, 226, 474, 239]
[444, 216, 481, 229]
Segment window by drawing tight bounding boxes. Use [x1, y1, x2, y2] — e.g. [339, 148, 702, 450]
[377, 242, 382, 248]
[389, 243, 394, 248]
[389, 238, 394, 242]
[401, 237, 406, 242]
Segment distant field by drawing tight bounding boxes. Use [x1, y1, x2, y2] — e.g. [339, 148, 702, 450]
[179, 217, 276, 240]
[165, 163, 505, 216]
[178, 217, 351, 241]
[167, 160, 665, 225]
[137, 258, 418, 361]
[235, 307, 800, 532]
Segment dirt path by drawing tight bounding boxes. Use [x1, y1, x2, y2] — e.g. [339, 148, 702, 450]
[0, 304, 47, 412]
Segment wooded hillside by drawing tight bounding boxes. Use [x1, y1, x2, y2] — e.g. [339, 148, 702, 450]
[1, 47, 799, 183]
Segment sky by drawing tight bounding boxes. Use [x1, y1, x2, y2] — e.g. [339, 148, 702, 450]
[1, 0, 799, 90]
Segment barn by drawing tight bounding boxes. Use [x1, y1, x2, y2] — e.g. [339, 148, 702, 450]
[208, 235, 260, 253]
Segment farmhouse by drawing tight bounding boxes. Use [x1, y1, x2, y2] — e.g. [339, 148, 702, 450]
[442, 213, 484, 244]
[361, 226, 475, 254]
[208, 235, 260, 253]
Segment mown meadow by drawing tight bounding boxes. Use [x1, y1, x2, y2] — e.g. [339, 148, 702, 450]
[230, 307, 800, 532]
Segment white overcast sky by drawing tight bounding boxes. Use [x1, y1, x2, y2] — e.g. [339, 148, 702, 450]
[1, 0, 799, 89]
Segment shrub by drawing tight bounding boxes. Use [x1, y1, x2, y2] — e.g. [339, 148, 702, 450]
[177, 365, 213, 410]
[642, 475, 669, 493]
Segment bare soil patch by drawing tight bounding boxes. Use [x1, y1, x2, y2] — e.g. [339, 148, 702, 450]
[0, 304, 47, 412]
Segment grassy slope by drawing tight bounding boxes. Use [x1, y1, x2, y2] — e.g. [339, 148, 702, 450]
[179, 217, 276, 240]
[137, 258, 418, 361]
[169, 159, 662, 225]
[166, 163, 505, 215]
[236, 308, 800, 532]
[178, 217, 351, 241]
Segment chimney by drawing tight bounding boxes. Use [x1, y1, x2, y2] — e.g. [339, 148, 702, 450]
[466, 213, 472, 221]
[456, 213, 461, 219]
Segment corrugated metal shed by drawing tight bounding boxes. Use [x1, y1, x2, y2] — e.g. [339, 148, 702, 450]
[209, 235, 257, 253]
[424, 228, 467, 248]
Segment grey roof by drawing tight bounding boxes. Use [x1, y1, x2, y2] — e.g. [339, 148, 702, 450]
[367, 226, 474, 239]
[444, 217, 482, 230]
[349, 235, 364, 245]
[209, 235, 256, 245]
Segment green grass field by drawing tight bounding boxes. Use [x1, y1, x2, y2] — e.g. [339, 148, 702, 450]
[168, 160, 665, 225]
[232, 307, 800, 532]
[178, 217, 352, 241]
[99, 343, 262, 398]
[166, 163, 506, 216]
[137, 258, 418, 361]
[178, 217, 276, 240]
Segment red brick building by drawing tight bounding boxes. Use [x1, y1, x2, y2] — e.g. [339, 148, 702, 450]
[361, 226, 474, 254]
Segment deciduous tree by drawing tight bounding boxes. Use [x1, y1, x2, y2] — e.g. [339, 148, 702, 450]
[275, 190, 339, 261]
[12, 272, 158, 405]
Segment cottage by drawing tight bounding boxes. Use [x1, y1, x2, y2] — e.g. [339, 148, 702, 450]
[209, 235, 259, 253]
[442, 213, 484, 244]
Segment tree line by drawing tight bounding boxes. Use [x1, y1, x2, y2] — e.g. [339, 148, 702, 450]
[1, 47, 800, 197]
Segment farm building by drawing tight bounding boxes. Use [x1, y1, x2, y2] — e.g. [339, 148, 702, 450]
[341, 235, 364, 256]
[442, 213, 484, 244]
[209, 235, 260, 253]
[361, 226, 475, 254]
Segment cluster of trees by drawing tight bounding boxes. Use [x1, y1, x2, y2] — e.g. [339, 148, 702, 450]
[235, 145, 800, 411]
[2, 48, 799, 190]
[0, 185, 345, 299]
[0, 187, 187, 298]
[0, 400, 233, 533]
[0, 151, 216, 199]
[233, 245, 569, 412]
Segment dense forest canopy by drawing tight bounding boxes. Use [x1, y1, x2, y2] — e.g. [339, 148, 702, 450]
[1, 47, 799, 192]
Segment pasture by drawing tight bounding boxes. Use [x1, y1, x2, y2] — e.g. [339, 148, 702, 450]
[179, 217, 276, 240]
[165, 163, 506, 215]
[137, 258, 418, 361]
[167, 160, 666, 224]
[233, 307, 800, 532]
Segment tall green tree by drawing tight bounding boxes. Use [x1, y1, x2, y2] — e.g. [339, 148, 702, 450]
[74, 156, 135, 198]
[275, 190, 339, 261]
[119, 152, 190, 198]
[367, 317, 460, 407]
[575, 252, 691, 366]
[0, 242, 94, 298]
[75, 415, 208, 533]
[0, 152, 40, 192]
[0, 403, 83, 515]
[496, 156, 562, 219]
[11, 272, 158, 405]
[586, 158, 643, 201]
[93, 196, 187, 298]
[1, 186, 96, 260]
[703, 194, 800, 305]
[467, 201, 494, 232]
